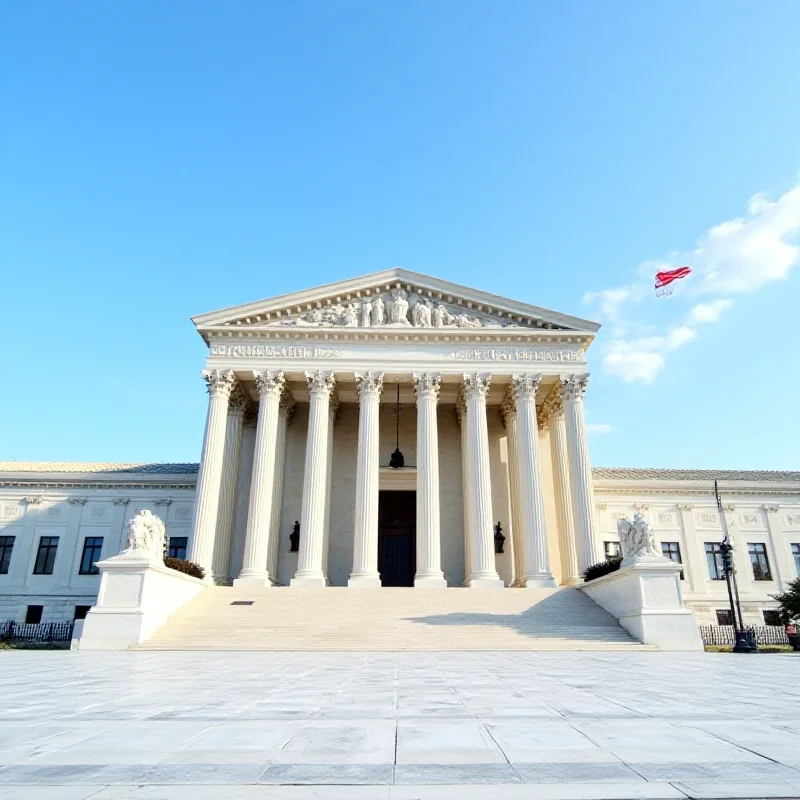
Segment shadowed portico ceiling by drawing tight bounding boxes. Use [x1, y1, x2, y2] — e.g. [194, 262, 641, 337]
[192, 268, 600, 339]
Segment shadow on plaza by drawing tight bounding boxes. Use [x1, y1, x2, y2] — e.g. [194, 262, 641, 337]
[406, 590, 629, 641]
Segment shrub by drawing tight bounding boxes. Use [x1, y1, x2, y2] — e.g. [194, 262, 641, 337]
[163, 557, 205, 580]
[583, 556, 623, 582]
[771, 576, 800, 625]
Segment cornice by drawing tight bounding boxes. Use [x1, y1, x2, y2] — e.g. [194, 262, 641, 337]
[203, 327, 593, 349]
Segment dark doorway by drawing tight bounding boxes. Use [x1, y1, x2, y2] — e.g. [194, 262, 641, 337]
[378, 491, 415, 587]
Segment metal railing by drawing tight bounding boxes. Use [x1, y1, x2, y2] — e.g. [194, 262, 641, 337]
[0, 620, 75, 643]
[700, 624, 790, 646]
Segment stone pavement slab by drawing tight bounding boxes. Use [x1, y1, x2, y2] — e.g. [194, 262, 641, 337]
[0, 651, 799, 799]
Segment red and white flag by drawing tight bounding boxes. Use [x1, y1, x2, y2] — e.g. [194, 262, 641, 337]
[655, 266, 691, 296]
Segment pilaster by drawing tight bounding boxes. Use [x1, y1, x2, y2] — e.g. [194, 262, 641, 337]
[763, 505, 795, 592]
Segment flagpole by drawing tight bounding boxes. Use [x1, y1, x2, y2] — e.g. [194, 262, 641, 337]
[715, 480, 757, 653]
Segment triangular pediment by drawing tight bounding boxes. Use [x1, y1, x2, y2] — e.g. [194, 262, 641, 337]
[192, 268, 599, 335]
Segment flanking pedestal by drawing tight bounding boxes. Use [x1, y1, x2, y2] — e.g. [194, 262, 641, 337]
[75, 551, 206, 650]
[580, 558, 704, 651]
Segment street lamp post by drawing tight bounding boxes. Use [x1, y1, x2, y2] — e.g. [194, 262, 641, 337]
[715, 480, 757, 653]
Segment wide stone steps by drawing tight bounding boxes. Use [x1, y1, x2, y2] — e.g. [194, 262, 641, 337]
[134, 586, 656, 651]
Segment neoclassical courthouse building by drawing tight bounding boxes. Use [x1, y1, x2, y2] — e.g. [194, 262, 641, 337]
[1, 269, 799, 630]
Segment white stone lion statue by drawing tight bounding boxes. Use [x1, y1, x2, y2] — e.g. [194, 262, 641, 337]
[123, 510, 166, 560]
[617, 513, 662, 564]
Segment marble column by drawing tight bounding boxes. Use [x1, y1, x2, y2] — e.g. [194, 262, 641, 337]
[188, 369, 236, 577]
[511, 374, 555, 587]
[212, 386, 248, 584]
[349, 372, 384, 587]
[266, 390, 294, 583]
[457, 394, 473, 585]
[561, 374, 600, 574]
[291, 371, 336, 587]
[501, 390, 525, 586]
[414, 373, 447, 587]
[321, 391, 339, 583]
[235, 371, 285, 588]
[545, 391, 581, 585]
[463, 373, 503, 588]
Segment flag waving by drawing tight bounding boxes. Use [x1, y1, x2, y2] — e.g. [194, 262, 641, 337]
[655, 266, 691, 297]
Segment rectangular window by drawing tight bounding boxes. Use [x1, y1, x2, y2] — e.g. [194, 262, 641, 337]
[604, 541, 621, 559]
[792, 543, 800, 575]
[763, 610, 782, 626]
[748, 543, 773, 581]
[661, 541, 684, 579]
[715, 609, 733, 626]
[705, 542, 725, 580]
[25, 605, 43, 624]
[33, 536, 59, 575]
[78, 537, 104, 575]
[0, 535, 14, 574]
[168, 536, 188, 560]
[74, 605, 91, 621]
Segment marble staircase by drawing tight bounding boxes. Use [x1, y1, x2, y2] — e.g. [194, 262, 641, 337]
[134, 586, 656, 651]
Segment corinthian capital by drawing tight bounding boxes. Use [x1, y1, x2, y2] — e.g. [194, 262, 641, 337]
[413, 373, 441, 401]
[202, 369, 236, 398]
[253, 370, 286, 398]
[356, 372, 385, 399]
[560, 373, 590, 401]
[305, 370, 336, 398]
[511, 373, 542, 401]
[462, 373, 491, 400]
[228, 384, 250, 413]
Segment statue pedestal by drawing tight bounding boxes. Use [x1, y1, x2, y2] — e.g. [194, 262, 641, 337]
[76, 551, 206, 650]
[580, 558, 704, 651]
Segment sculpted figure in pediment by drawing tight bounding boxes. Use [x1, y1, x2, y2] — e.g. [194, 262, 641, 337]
[373, 295, 385, 325]
[360, 298, 372, 327]
[412, 298, 432, 328]
[386, 289, 411, 325]
[341, 304, 359, 327]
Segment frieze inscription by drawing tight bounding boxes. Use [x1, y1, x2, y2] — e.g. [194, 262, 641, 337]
[210, 345, 344, 359]
[451, 348, 580, 362]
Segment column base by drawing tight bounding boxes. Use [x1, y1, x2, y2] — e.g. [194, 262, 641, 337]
[561, 576, 583, 586]
[519, 573, 557, 588]
[290, 574, 327, 587]
[414, 574, 447, 588]
[465, 575, 505, 589]
[347, 574, 382, 588]
[233, 573, 273, 589]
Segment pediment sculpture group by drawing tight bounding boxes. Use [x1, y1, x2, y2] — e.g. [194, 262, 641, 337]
[291, 288, 517, 329]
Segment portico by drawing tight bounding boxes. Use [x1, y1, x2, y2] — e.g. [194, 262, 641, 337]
[187, 269, 602, 588]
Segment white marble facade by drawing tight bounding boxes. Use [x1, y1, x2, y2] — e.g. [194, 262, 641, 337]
[1, 269, 799, 624]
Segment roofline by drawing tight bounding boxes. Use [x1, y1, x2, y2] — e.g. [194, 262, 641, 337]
[191, 267, 602, 334]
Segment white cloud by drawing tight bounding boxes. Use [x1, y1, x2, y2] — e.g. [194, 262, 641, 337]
[584, 183, 800, 383]
[602, 326, 697, 383]
[586, 423, 614, 434]
[688, 299, 733, 324]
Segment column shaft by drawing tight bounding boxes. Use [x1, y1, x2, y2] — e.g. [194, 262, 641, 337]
[291, 371, 335, 586]
[502, 396, 525, 586]
[235, 371, 285, 587]
[414, 373, 446, 587]
[561, 374, 600, 573]
[458, 397, 473, 585]
[212, 389, 247, 584]
[188, 370, 236, 577]
[548, 400, 581, 585]
[463, 374, 503, 588]
[512, 374, 555, 587]
[349, 373, 383, 586]
[266, 394, 293, 583]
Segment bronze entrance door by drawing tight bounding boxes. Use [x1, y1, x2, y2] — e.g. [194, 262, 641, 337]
[378, 490, 415, 587]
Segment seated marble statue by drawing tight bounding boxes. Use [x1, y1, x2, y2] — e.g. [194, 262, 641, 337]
[616, 513, 662, 563]
[123, 510, 166, 560]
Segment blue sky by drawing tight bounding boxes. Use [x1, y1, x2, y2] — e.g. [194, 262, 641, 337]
[2, 1, 799, 469]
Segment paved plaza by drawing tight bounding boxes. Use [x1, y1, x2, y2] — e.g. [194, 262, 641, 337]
[0, 652, 799, 799]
